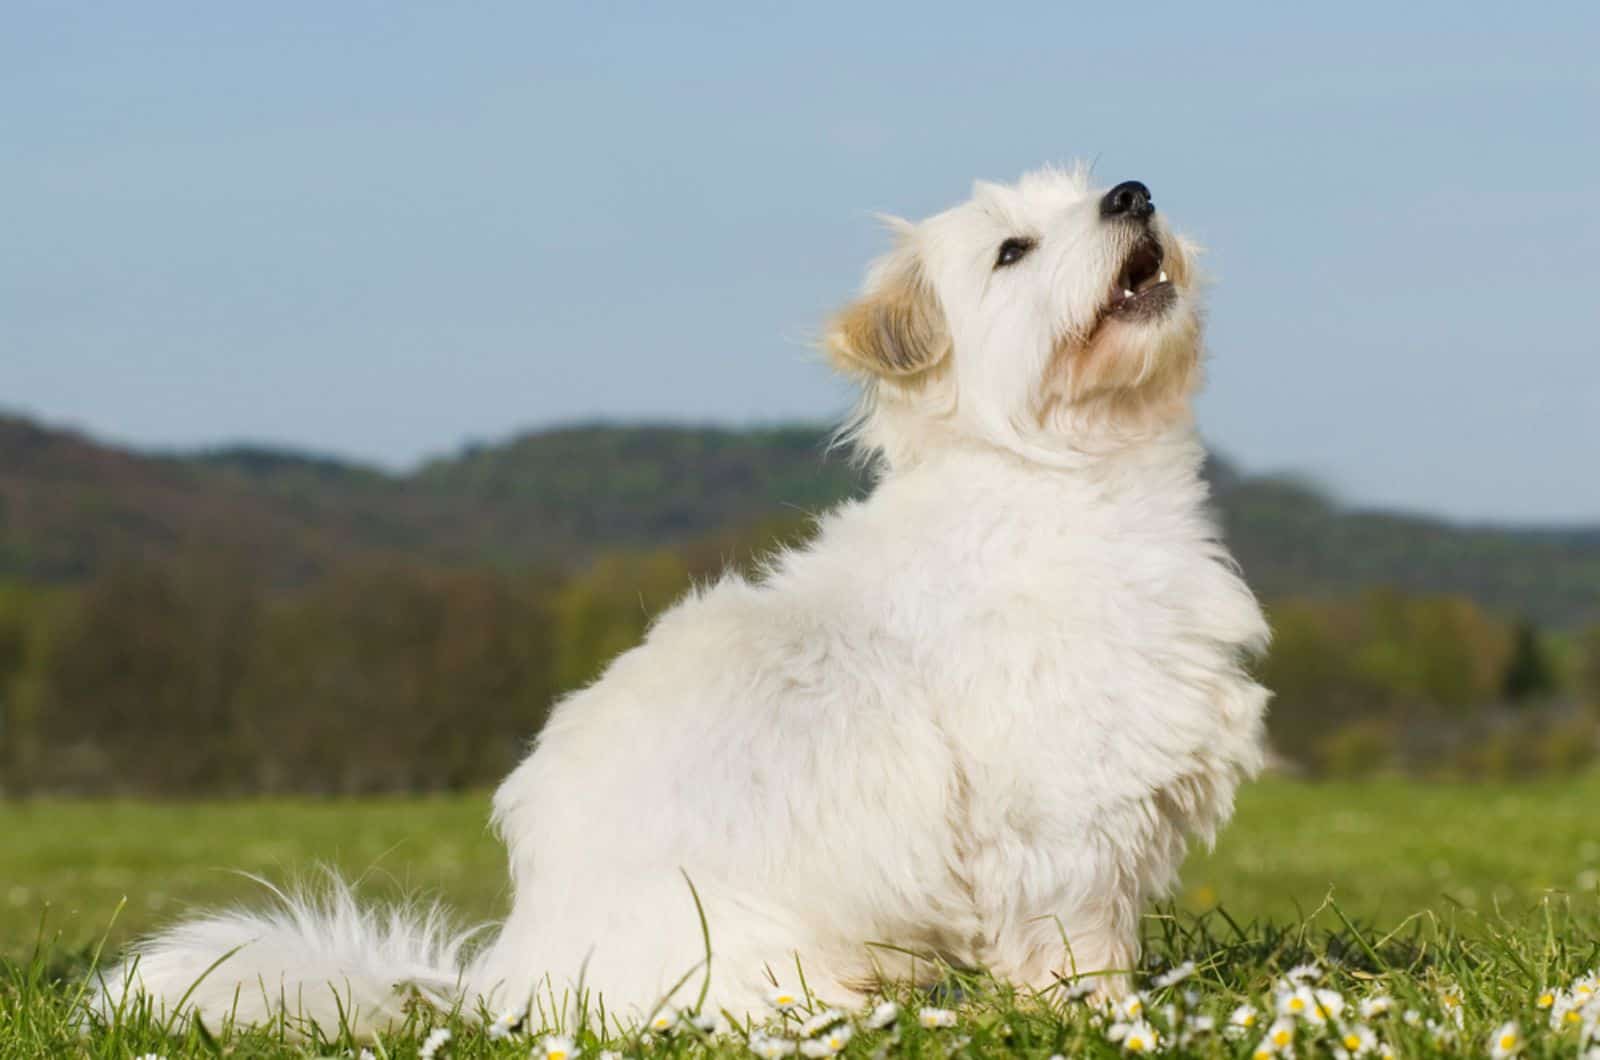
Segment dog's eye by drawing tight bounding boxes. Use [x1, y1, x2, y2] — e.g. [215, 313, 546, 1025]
[994, 237, 1035, 269]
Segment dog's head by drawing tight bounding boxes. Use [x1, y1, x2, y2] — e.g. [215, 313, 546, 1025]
[826, 166, 1204, 467]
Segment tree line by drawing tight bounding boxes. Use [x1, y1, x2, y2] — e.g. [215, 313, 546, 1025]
[0, 521, 1595, 797]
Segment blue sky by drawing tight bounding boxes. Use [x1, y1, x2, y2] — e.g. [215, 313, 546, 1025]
[4, 3, 1597, 522]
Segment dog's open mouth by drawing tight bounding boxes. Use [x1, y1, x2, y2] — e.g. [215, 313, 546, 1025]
[1106, 235, 1176, 320]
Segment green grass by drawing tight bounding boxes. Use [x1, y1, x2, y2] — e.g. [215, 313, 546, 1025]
[1, 795, 507, 961]
[3, 775, 1599, 1057]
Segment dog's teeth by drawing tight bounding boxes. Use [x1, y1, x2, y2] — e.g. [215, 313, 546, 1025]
[1158, 270, 1168, 283]
[1123, 288, 1135, 299]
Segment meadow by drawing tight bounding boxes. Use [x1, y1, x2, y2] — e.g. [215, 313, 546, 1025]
[3, 775, 1598, 1057]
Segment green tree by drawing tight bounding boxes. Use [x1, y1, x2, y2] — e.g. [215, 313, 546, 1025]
[37, 559, 260, 794]
[233, 564, 558, 794]
[552, 550, 691, 692]
[1501, 620, 1557, 703]
[0, 590, 29, 793]
[0, 582, 73, 796]
[1577, 625, 1600, 710]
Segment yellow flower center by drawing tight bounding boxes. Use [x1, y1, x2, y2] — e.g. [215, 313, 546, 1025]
[1253, 1050, 1272, 1060]
[1565, 1010, 1582, 1024]
[1273, 1028, 1292, 1046]
[1242, 1014, 1257, 1026]
[550, 1051, 568, 1060]
[1537, 993, 1555, 1008]
[1499, 1034, 1516, 1049]
[1345, 1034, 1362, 1049]
[1289, 998, 1305, 1012]
[1127, 1035, 1147, 1052]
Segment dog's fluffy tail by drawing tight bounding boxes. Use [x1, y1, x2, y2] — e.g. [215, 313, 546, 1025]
[94, 875, 485, 1036]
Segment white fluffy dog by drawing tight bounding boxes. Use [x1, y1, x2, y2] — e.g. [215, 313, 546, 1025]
[102, 166, 1270, 1035]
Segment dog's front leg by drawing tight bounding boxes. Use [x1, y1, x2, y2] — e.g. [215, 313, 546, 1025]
[997, 898, 1140, 1003]
[969, 827, 1149, 1005]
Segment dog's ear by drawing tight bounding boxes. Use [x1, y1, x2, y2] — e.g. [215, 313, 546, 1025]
[824, 243, 950, 380]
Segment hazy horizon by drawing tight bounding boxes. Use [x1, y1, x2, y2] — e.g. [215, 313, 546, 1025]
[5, 4, 1597, 522]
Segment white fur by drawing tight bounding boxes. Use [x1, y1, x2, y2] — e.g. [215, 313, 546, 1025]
[98, 166, 1270, 1036]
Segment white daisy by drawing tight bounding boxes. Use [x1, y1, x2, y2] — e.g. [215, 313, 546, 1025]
[487, 1009, 520, 1040]
[917, 1006, 958, 1029]
[419, 1027, 452, 1060]
[1358, 995, 1391, 1019]
[1152, 961, 1196, 989]
[539, 1034, 579, 1060]
[799, 1008, 847, 1037]
[1309, 989, 1345, 1025]
[1060, 978, 1098, 1001]
[686, 1011, 720, 1034]
[1276, 986, 1314, 1021]
[799, 1024, 852, 1057]
[768, 988, 803, 1013]
[1337, 1023, 1378, 1057]
[1265, 1017, 1296, 1051]
[1425, 1017, 1459, 1045]
[1582, 998, 1600, 1043]
[1248, 1035, 1281, 1060]
[1489, 1020, 1522, 1058]
[1116, 993, 1147, 1020]
[1285, 962, 1322, 984]
[1229, 1003, 1261, 1035]
[1438, 989, 1464, 1027]
[1550, 990, 1582, 1031]
[645, 1007, 678, 1034]
[1114, 1020, 1160, 1054]
[749, 1034, 797, 1059]
[864, 1001, 900, 1030]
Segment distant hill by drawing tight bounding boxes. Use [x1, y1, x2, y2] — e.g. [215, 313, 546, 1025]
[1218, 475, 1600, 629]
[0, 416, 382, 584]
[409, 425, 866, 566]
[2, 413, 1597, 626]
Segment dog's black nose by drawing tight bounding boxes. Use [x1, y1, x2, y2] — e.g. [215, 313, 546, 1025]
[1100, 180, 1154, 221]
